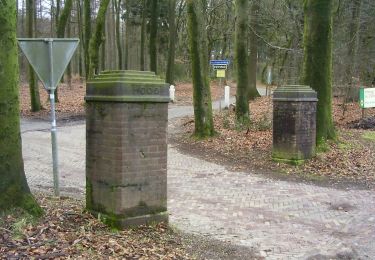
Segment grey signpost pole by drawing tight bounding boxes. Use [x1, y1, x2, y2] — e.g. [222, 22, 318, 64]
[18, 38, 79, 198]
[47, 39, 60, 197]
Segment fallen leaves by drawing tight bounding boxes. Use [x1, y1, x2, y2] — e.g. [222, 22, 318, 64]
[176, 96, 375, 188]
[172, 81, 237, 106]
[0, 194, 191, 259]
[20, 77, 86, 120]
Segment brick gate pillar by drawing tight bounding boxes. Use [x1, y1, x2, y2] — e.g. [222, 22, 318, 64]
[272, 85, 318, 165]
[85, 70, 169, 228]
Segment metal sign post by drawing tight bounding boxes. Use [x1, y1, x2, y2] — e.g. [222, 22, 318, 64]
[18, 38, 79, 197]
[266, 66, 272, 96]
[211, 60, 230, 110]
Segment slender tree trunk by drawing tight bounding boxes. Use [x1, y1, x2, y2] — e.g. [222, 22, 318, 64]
[166, 0, 177, 85]
[235, 0, 250, 124]
[124, 0, 129, 70]
[140, 0, 146, 71]
[77, 0, 84, 77]
[110, 1, 116, 69]
[114, 0, 123, 69]
[54, 0, 73, 101]
[248, 0, 261, 100]
[67, 18, 72, 89]
[26, 0, 41, 112]
[56, 0, 73, 38]
[186, 0, 215, 138]
[89, 0, 111, 78]
[84, 0, 91, 78]
[0, 0, 42, 216]
[104, 3, 110, 69]
[343, 0, 362, 107]
[303, 0, 335, 145]
[56, 0, 61, 30]
[149, 0, 158, 73]
[101, 24, 106, 71]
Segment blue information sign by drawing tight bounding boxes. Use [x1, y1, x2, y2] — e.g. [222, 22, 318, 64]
[210, 60, 230, 66]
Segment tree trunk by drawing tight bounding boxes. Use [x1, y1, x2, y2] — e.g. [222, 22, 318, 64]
[84, 0, 91, 79]
[114, 0, 123, 69]
[186, 0, 215, 138]
[77, 0, 84, 77]
[89, 0, 111, 78]
[56, 0, 61, 29]
[56, 0, 73, 38]
[26, 0, 41, 112]
[101, 23, 106, 71]
[149, 0, 159, 73]
[124, 0, 130, 70]
[0, 0, 42, 216]
[125, 0, 142, 70]
[54, 0, 73, 101]
[67, 17, 72, 89]
[140, 0, 146, 71]
[248, 0, 261, 100]
[235, 0, 250, 124]
[166, 0, 177, 85]
[303, 0, 335, 145]
[343, 0, 362, 106]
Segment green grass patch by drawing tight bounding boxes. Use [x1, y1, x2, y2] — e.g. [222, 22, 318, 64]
[362, 131, 375, 142]
[0, 208, 38, 239]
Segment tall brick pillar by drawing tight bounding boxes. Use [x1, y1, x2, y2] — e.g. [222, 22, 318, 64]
[85, 70, 169, 228]
[272, 85, 318, 164]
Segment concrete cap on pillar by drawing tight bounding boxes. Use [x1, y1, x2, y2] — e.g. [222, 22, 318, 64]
[273, 85, 318, 102]
[85, 70, 170, 103]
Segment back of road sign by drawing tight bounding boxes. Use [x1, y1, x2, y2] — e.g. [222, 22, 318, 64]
[18, 38, 79, 90]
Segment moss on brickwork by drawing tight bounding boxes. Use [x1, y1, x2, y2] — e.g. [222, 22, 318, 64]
[88, 201, 167, 230]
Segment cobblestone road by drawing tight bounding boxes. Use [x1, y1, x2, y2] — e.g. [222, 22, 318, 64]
[22, 122, 375, 259]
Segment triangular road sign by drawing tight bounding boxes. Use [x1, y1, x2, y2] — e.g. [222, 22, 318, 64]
[18, 38, 79, 90]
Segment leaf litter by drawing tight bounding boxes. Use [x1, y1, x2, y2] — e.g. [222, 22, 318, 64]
[176, 96, 375, 189]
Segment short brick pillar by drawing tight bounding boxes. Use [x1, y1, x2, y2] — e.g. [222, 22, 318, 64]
[85, 70, 169, 228]
[272, 85, 318, 164]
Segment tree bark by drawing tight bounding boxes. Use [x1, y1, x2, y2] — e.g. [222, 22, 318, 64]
[26, 0, 41, 112]
[248, 0, 261, 100]
[56, 0, 61, 29]
[140, 0, 146, 71]
[303, 0, 336, 145]
[186, 0, 215, 138]
[149, 0, 159, 73]
[235, 0, 250, 124]
[89, 0, 111, 78]
[343, 0, 362, 105]
[114, 0, 123, 70]
[166, 0, 177, 85]
[77, 0, 84, 77]
[54, 0, 73, 101]
[0, 0, 42, 216]
[84, 0, 91, 78]
[56, 0, 73, 38]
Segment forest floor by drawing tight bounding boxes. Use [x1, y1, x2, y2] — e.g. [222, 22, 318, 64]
[172, 97, 375, 190]
[0, 193, 259, 259]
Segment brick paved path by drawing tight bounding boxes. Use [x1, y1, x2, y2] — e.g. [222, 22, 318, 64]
[22, 122, 375, 259]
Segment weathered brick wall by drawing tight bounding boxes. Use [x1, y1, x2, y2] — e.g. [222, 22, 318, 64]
[86, 101, 168, 224]
[273, 101, 316, 161]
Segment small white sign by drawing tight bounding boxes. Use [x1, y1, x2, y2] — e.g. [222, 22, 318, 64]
[360, 88, 375, 108]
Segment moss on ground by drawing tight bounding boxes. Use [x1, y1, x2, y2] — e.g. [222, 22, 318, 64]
[362, 131, 375, 142]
